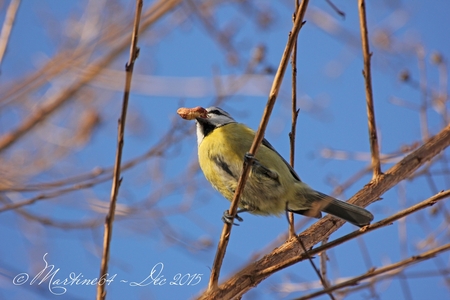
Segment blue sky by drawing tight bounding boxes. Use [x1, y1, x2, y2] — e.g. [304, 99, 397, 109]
[0, 1, 449, 299]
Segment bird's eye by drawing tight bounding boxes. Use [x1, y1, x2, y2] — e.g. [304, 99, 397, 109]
[209, 109, 223, 116]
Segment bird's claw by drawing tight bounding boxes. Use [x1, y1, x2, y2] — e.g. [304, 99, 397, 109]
[244, 152, 254, 164]
[222, 210, 244, 225]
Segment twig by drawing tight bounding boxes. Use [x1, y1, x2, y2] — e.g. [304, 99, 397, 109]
[356, 236, 373, 270]
[296, 236, 336, 300]
[294, 242, 450, 300]
[0, 179, 107, 213]
[319, 237, 331, 291]
[417, 47, 430, 141]
[324, 0, 345, 18]
[13, 208, 101, 229]
[288, 0, 301, 240]
[358, 0, 381, 178]
[96, 1, 143, 300]
[197, 122, 450, 299]
[398, 272, 413, 300]
[433, 52, 449, 125]
[207, 0, 310, 291]
[0, 0, 21, 68]
[289, 1, 333, 298]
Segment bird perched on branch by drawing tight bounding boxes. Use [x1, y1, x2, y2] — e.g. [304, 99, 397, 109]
[177, 106, 374, 227]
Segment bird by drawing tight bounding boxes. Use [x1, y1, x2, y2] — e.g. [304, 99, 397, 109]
[183, 106, 374, 227]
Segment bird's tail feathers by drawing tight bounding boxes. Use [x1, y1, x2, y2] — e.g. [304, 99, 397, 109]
[320, 193, 373, 227]
[289, 192, 374, 227]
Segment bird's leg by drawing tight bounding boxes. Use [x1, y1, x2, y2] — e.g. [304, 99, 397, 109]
[221, 153, 254, 225]
[285, 201, 296, 239]
[222, 209, 247, 225]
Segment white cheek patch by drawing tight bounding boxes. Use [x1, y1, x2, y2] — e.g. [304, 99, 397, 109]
[196, 122, 204, 146]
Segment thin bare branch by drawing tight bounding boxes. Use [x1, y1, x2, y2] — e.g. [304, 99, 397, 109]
[0, 179, 107, 213]
[295, 236, 336, 300]
[319, 237, 331, 291]
[0, 0, 21, 67]
[358, 0, 381, 178]
[288, 0, 301, 240]
[432, 52, 449, 125]
[207, 0, 310, 291]
[288, 1, 333, 298]
[96, 1, 143, 299]
[417, 47, 430, 141]
[325, 0, 345, 18]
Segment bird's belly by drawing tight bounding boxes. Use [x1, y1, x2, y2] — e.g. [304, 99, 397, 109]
[206, 169, 288, 216]
[240, 176, 287, 215]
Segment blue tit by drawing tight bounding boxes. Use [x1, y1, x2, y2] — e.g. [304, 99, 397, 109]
[192, 106, 374, 227]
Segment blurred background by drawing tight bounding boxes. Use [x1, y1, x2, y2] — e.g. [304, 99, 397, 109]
[0, 0, 449, 299]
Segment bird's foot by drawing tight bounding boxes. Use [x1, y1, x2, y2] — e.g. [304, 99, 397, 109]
[222, 210, 244, 225]
[244, 152, 255, 166]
